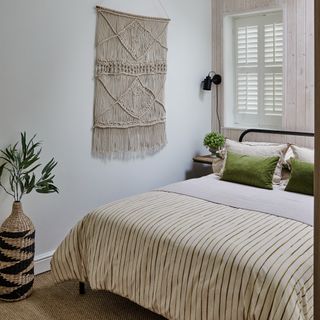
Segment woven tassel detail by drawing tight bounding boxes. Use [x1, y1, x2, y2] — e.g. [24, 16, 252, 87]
[92, 123, 167, 159]
[0, 202, 35, 301]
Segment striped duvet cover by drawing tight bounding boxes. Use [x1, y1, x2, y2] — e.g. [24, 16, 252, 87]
[51, 181, 313, 320]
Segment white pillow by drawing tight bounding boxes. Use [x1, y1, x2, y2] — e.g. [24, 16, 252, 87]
[211, 157, 224, 175]
[284, 146, 294, 163]
[221, 139, 289, 184]
[291, 145, 314, 163]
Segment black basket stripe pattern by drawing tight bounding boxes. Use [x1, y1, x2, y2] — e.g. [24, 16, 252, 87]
[25, 231, 35, 239]
[1, 234, 34, 247]
[0, 203, 35, 302]
[0, 229, 35, 301]
[20, 243, 35, 254]
[0, 274, 19, 287]
[0, 280, 34, 301]
[0, 251, 19, 263]
[0, 238, 19, 251]
[22, 267, 34, 276]
[0, 230, 29, 238]
[0, 256, 34, 275]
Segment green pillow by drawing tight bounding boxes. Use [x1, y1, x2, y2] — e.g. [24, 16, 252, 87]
[285, 159, 314, 195]
[221, 152, 279, 189]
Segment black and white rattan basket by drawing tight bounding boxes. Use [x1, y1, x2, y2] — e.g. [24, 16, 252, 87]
[0, 202, 35, 301]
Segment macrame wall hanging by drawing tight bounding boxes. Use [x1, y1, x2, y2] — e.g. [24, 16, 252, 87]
[93, 6, 170, 159]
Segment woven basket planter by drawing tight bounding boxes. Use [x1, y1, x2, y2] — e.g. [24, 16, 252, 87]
[0, 202, 35, 301]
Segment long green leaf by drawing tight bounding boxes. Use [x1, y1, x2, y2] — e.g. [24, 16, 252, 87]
[9, 174, 15, 196]
[23, 163, 41, 175]
[41, 158, 57, 175]
[26, 174, 36, 194]
[0, 163, 5, 179]
[1, 148, 15, 163]
[21, 132, 27, 160]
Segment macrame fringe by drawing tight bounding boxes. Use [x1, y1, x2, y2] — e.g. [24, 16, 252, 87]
[92, 123, 167, 160]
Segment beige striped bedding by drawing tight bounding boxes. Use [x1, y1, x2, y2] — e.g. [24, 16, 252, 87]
[51, 191, 313, 320]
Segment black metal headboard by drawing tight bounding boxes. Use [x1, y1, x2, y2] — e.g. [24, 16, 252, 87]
[239, 128, 314, 142]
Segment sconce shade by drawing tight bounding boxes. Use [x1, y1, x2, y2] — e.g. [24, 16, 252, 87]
[202, 72, 222, 91]
[203, 76, 213, 90]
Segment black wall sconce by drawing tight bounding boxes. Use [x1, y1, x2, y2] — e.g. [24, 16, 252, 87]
[202, 71, 223, 133]
[203, 71, 222, 90]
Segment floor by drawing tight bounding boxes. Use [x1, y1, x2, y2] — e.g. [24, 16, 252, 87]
[0, 272, 166, 320]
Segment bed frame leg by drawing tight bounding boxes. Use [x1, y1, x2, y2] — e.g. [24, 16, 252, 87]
[79, 282, 85, 295]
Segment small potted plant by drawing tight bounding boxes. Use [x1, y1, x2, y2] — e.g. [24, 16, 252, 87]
[203, 132, 225, 157]
[0, 133, 58, 301]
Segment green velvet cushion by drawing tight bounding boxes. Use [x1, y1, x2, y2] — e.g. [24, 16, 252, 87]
[285, 159, 314, 195]
[221, 152, 280, 189]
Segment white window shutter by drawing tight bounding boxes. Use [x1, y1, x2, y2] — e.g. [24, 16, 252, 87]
[233, 12, 283, 128]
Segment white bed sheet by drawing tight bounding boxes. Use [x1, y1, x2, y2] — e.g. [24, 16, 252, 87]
[159, 174, 313, 226]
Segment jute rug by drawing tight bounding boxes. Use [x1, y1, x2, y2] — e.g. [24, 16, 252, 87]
[0, 272, 166, 320]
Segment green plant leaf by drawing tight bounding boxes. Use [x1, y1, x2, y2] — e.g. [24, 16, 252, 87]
[9, 174, 14, 195]
[0, 163, 5, 179]
[26, 174, 36, 194]
[36, 184, 59, 194]
[1, 148, 15, 164]
[26, 134, 37, 150]
[24, 163, 41, 175]
[41, 158, 57, 175]
[21, 132, 27, 159]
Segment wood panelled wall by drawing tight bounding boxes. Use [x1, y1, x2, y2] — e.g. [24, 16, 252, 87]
[212, 0, 314, 147]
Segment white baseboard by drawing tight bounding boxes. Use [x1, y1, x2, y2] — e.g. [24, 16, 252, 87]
[34, 250, 55, 275]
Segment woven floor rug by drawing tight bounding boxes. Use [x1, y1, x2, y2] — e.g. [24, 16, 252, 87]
[0, 272, 165, 320]
[93, 7, 170, 159]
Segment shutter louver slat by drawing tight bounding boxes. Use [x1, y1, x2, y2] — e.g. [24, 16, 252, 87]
[264, 22, 283, 66]
[263, 73, 283, 116]
[237, 25, 258, 65]
[236, 73, 258, 115]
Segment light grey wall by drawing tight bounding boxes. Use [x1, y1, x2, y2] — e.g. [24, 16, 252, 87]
[0, 0, 212, 257]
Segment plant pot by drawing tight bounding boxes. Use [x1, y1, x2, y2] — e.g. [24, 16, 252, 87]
[0, 202, 35, 301]
[209, 148, 219, 157]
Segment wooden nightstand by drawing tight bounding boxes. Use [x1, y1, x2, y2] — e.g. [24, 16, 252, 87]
[188, 155, 216, 179]
[190, 155, 224, 179]
[193, 155, 214, 165]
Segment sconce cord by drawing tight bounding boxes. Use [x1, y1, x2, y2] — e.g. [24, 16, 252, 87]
[215, 85, 221, 133]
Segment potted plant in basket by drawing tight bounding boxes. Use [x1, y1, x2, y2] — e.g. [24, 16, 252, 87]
[0, 132, 58, 302]
[203, 132, 225, 157]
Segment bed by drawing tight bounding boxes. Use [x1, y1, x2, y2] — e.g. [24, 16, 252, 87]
[51, 129, 314, 320]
